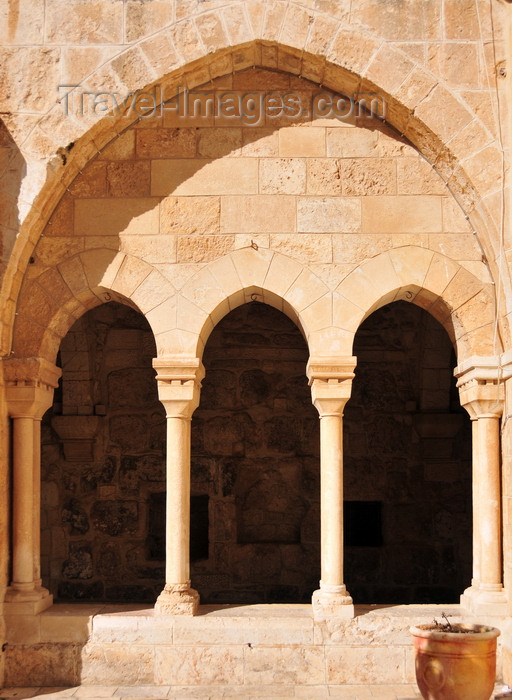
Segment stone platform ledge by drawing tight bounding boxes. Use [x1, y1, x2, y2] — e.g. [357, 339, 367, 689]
[7, 601, 504, 647]
[4, 603, 506, 688]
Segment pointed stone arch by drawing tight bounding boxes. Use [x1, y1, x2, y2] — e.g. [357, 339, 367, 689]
[334, 246, 498, 361]
[12, 250, 175, 365]
[2, 4, 506, 354]
[174, 247, 334, 359]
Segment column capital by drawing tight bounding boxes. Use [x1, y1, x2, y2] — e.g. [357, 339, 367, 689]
[3, 357, 61, 419]
[306, 356, 357, 416]
[153, 356, 205, 419]
[454, 356, 504, 418]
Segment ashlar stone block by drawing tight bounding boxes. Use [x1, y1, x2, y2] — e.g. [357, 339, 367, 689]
[361, 195, 442, 233]
[75, 198, 159, 237]
[259, 158, 307, 195]
[306, 159, 343, 196]
[154, 645, 244, 685]
[297, 197, 361, 233]
[221, 195, 296, 233]
[244, 645, 326, 685]
[279, 127, 326, 157]
[160, 196, 220, 235]
[151, 158, 259, 196]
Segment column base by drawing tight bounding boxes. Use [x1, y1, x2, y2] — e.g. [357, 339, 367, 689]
[312, 583, 354, 621]
[154, 582, 199, 616]
[461, 584, 508, 617]
[4, 585, 53, 614]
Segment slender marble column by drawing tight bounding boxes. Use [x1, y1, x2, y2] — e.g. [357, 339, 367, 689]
[153, 358, 204, 616]
[33, 417, 43, 588]
[307, 357, 356, 621]
[4, 357, 60, 613]
[456, 356, 507, 616]
[470, 418, 481, 589]
[478, 414, 503, 593]
[11, 416, 36, 593]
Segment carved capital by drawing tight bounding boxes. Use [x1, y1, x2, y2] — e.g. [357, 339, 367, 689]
[455, 356, 504, 419]
[153, 357, 205, 419]
[3, 357, 61, 419]
[307, 356, 357, 417]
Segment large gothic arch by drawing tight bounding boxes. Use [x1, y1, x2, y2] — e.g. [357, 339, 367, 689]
[0, 3, 508, 354]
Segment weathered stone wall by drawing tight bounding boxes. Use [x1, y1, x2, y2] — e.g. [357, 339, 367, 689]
[41, 302, 166, 602]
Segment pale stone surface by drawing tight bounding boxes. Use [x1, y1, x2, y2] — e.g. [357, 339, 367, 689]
[221, 195, 296, 233]
[154, 645, 244, 685]
[278, 127, 326, 157]
[81, 644, 154, 685]
[244, 646, 325, 685]
[306, 159, 343, 195]
[361, 196, 443, 233]
[297, 197, 361, 233]
[259, 158, 306, 194]
[160, 196, 220, 235]
[341, 158, 396, 196]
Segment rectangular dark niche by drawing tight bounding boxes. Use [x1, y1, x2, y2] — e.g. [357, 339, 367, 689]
[344, 501, 383, 547]
[147, 492, 209, 562]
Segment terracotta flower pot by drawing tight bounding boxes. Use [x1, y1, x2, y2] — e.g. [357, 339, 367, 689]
[410, 623, 500, 700]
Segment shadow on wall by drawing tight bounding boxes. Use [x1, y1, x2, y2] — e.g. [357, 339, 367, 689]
[11, 67, 418, 361]
[0, 118, 25, 282]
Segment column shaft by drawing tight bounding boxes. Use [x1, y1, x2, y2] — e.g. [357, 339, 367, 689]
[4, 357, 60, 612]
[478, 415, 502, 590]
[12, 416, 35, 590]
[33, 418, 42, 587]
[165, 416, 191, 584]
[320, 413, 344, 586]
[471, 418, 481, 587]
[456, 355, 507, 615]
[307, 357, 356, 620]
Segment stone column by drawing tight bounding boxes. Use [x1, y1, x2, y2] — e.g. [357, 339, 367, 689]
[153, 357, 205, 616]
[307, 357, 357, 621]
[456, 356, 508, 616]
[4, 358, 61, 614]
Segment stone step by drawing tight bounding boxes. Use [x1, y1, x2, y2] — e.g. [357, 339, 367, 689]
[5, 603, 506, 688]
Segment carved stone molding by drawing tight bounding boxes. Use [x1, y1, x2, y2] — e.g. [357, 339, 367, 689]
[455, 356, 504, 418]
[3, 357, 62, 419]
[153, 357, 205, 419]
[306, 356, 357, 416]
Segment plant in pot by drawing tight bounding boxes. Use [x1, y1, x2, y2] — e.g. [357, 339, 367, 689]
[410, 614, 501, 700]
